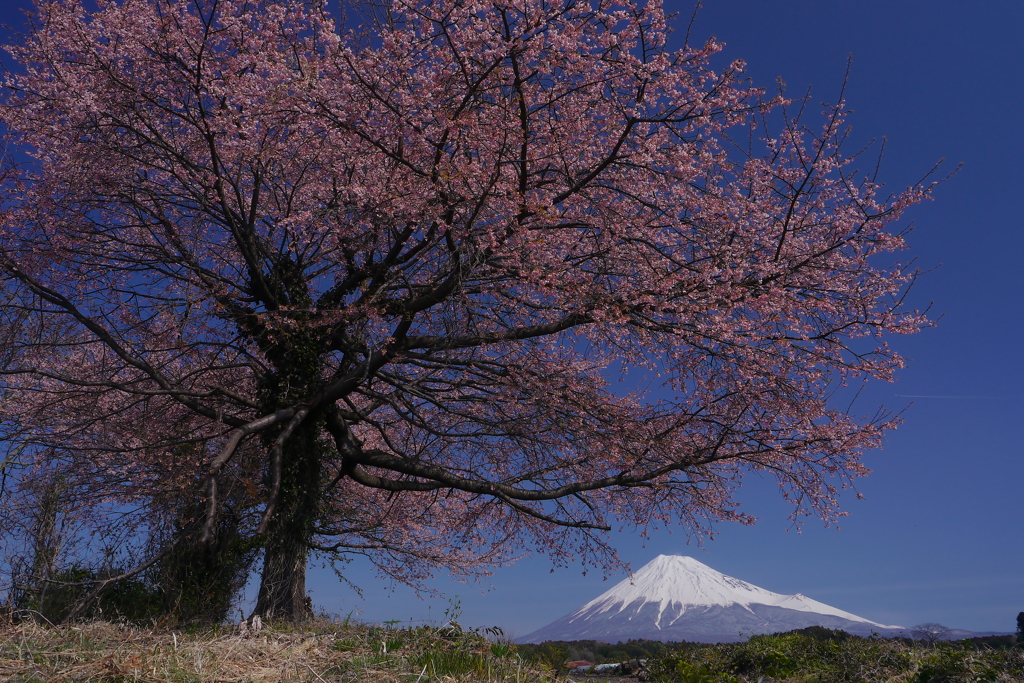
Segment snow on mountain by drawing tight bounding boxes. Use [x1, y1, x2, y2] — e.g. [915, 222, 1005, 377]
[577, 555, 893, 627]
[519, 555, 904, 644]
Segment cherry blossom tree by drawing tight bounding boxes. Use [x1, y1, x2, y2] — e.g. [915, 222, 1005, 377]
[0, 0, 934, 621]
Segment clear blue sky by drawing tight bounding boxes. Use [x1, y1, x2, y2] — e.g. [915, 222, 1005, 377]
[2, 0, 1021, 635]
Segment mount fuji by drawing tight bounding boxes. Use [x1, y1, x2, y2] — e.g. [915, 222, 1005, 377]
[519, 555, 904, 643]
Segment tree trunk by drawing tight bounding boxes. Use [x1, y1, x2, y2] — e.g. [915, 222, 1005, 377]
[253, 519, 312, 621]
[252, 418, 322, 621]
[22, 476, 65, 620]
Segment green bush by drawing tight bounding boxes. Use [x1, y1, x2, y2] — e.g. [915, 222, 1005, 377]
[532, 642, 569, 673]
[913, 644, 1002, 682]
[649, 631, 917, 683]
[727, 636, 800, 678]
[20, 565, 164, 623]
[661, 658, 739, 683]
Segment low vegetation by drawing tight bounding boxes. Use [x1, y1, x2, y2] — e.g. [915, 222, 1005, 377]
[0, 618, 564, 683]
[523, 627, 1024, 682]
[651, 633, 1023, 682]
[3, 620, 1021, 682]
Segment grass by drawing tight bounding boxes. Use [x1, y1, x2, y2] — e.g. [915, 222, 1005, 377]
[0, 618, 566, 683]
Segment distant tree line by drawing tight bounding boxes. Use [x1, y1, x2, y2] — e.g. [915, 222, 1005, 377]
[517, 638, 685, 667]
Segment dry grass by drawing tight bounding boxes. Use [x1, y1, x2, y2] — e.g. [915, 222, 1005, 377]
[0, 618, 567, 683]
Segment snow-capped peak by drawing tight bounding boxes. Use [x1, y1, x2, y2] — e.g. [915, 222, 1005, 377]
[569, 555, 899, 629]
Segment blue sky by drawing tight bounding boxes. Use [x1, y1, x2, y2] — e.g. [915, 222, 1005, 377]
[2, 0, 1021, 635]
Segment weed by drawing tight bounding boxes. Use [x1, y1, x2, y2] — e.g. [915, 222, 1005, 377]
[333, 637, 357, 652]
[490, 641, 517, 658]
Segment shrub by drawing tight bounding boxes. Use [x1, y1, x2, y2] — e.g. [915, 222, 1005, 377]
[649, 632, 916, 683]
[15, 565, 164, 623]
[913, 643, 1001, 682]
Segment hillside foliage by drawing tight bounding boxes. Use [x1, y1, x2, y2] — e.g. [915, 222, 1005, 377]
[521, 627, 1024, 682]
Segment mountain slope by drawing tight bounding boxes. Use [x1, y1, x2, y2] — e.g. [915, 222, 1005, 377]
[519, 555, 904, 643]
